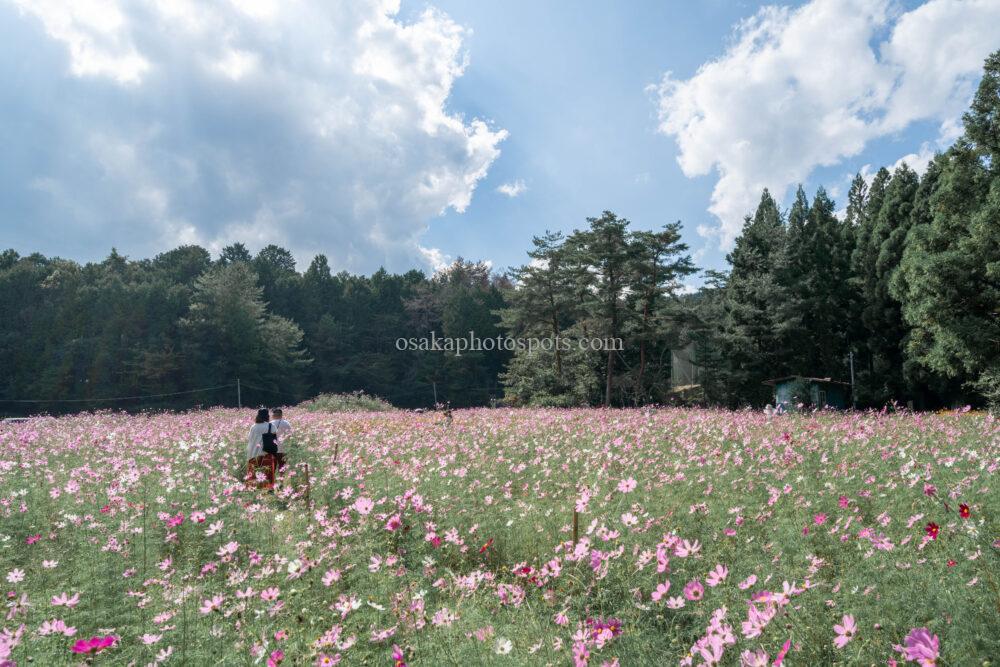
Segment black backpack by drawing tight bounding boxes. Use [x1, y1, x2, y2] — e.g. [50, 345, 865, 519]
[261, 423, 278, 455]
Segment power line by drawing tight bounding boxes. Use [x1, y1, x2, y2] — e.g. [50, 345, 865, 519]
[0, 384, 235, 404]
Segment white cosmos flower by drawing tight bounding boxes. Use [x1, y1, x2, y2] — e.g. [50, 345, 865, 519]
[495, 637, 513, 655]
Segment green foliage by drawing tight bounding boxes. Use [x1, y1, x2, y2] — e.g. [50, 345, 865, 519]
[889, 51, 1000, 409]
[0, 250, 508, 413]
[716, 190, 791, 407]
[299, 391, 396, 412]
[499, 213, 695, 407]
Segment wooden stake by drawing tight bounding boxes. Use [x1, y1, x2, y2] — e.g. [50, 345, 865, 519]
[572, 508, 579, 547]
[304, 463, 311, 504]
[333, 441, 339, 464]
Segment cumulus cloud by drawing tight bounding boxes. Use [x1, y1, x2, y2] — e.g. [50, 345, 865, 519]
[650, 0, 1000, 246]
[1, 0, 506, 271]
[496, 178, 527, 198]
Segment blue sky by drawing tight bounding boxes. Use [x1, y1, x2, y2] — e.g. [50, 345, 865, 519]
[2, 0, 997, 283]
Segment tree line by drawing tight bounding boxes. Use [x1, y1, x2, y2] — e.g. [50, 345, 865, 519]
[0, 246, 509, 413]
[2, 52, 997, 414]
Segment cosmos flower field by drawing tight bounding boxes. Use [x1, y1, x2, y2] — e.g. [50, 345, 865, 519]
[0, 408, 997, 665]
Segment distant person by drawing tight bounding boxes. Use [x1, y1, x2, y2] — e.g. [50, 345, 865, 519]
[246, 408, 277, 489]
[270, 408, 292, 470]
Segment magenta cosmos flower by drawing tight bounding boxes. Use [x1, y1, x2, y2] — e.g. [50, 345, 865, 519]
[902, 627, 940, 665]
[71, 635, 118, 654]
[391, 644, 407, 667]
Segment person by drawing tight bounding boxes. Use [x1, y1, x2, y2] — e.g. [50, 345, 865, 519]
[246, 408, 276, 489]
[270, 408, 292, 470]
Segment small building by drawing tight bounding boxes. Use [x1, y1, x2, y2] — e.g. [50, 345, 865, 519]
[763, 376, 851, 410]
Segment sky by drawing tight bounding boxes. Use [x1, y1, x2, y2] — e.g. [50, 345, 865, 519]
[1, 0, 998, 284]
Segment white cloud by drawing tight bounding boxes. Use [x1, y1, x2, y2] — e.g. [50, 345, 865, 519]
[3, 0, 506, 272]
[891, 145, 936, 176]
[11, 0, 150, 84]
[496, 178, 527, 198]
[418, 245, 450, 272]
[651, 0, 1000, 247]
[857, 141, 937, 188]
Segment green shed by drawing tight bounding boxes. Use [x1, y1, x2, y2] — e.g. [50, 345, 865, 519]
[763, 376, 851, 410]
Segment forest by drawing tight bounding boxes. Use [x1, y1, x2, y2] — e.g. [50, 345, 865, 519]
[2, 52, 997, 414]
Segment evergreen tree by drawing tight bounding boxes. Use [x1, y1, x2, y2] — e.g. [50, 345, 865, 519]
[892, 50, 1000, 410]
[577, 211, 634, 407]
[627, 222, 696, 403]
[181, 262, 310, 402]
[720, 190, 788, 406]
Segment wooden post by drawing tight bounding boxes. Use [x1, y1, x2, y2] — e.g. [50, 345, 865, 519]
[572, 508, 579, 547]
[333, 441, 339, 464]
[304, 463, 311, 504]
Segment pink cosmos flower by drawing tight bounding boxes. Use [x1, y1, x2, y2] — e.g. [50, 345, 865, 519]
[651, 581, 671, 602]
[739, 648, 769, 666]
[833, 614, 857, 649]
[37, 619, 76, 637]
[616, 478, 637, 493]
[199, 594, 224, 614]
[839, 496, 849, 508]
[385, 514, 402, 531]
[814, 513, 827, 525]
[268, 649, 285, 666]
[675, 539, 701, 558]
[772, 638, 791, 665]
[682, 579, 704, 601]
[71, 635, 118, 654]
[902, 627, 940, 665]
[51, 592, 80, 608]
[738, 575, 757, 590]
[391, 644, 407, 667]
[261, 587, 280, 601]
[706, 564, 728, 587]
[353, 497, 374, 515]
[665, 596, 685, 609]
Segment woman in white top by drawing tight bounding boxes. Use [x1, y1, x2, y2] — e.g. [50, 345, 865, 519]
[246, 408, 275, 489]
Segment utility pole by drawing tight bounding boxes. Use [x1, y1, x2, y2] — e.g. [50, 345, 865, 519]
[237, 378, 242, 409]
[848, 352, 855, 409]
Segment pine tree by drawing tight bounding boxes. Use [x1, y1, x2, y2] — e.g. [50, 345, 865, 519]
[577, 212, 634, 406]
